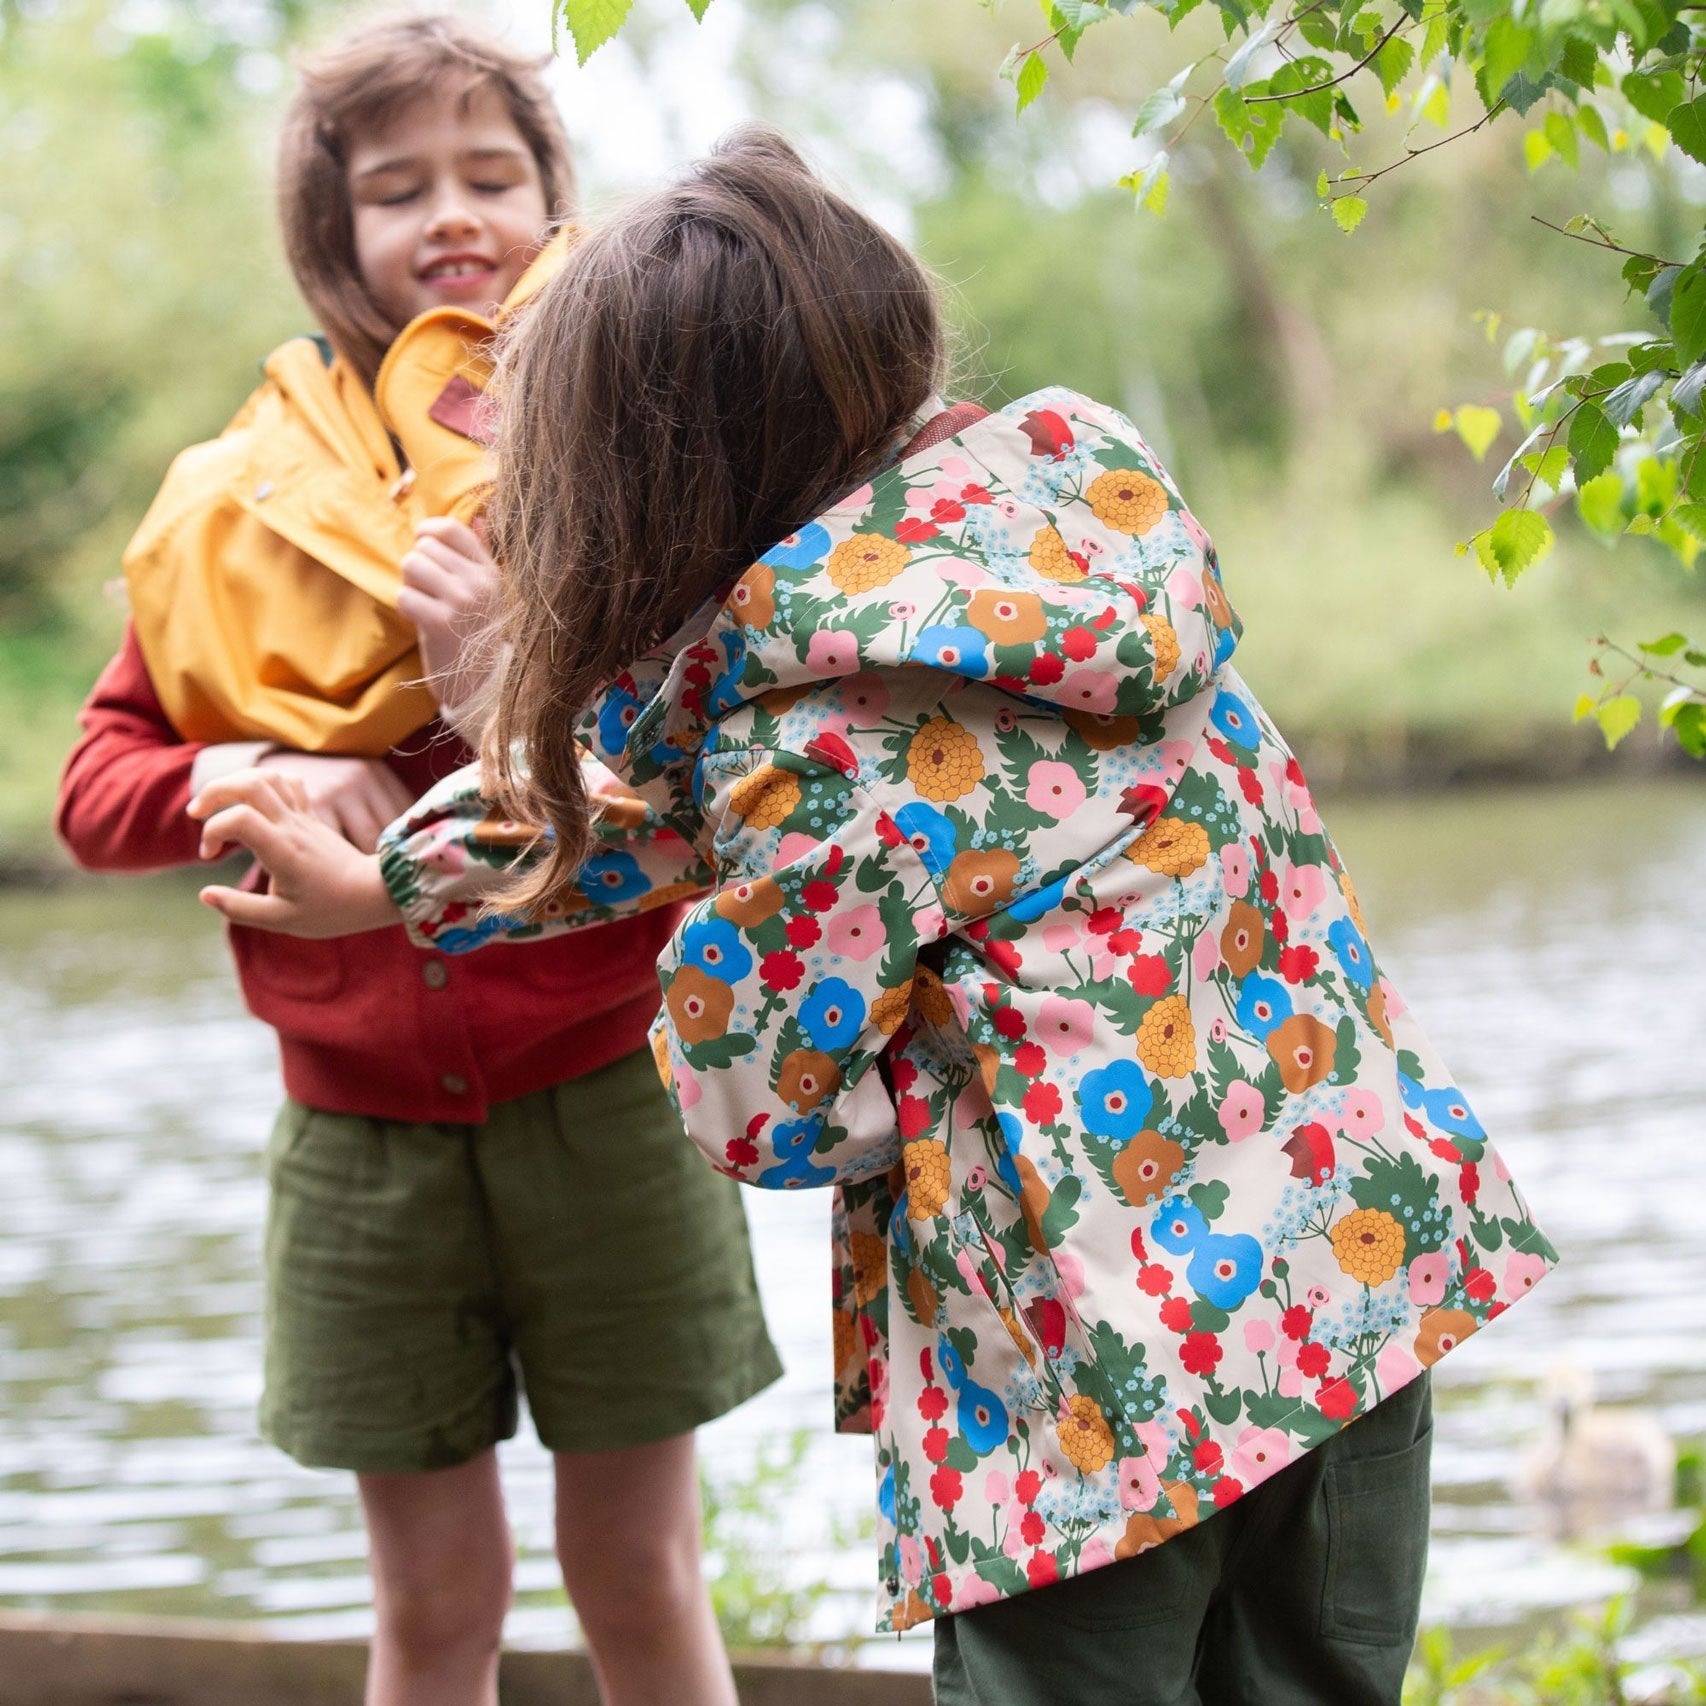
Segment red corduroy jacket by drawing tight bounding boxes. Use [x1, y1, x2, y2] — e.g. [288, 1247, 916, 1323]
[55, 624, 678, 1123]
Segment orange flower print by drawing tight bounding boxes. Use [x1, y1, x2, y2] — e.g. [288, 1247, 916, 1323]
[1266, 1013, 1337, 1093]
[666, 966, 733, 1044]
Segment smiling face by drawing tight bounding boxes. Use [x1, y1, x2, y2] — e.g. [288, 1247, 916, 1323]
[346, 81, 550, 334]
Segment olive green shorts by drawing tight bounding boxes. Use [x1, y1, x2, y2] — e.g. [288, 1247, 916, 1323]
[259, 1047, 783, 1474]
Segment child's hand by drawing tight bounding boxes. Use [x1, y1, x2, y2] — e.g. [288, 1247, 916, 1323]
[187, 769, 402, 938]
[398, 515, 502, 731]
[253, 751, 415, 854]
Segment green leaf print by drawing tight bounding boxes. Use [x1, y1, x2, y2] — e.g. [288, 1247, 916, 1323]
[1189, 1179, 1231, 1222]
[1040, 1173, 1084, 1246]
[1204, 1384, 1245, 1426]
[682, 1032, 758, 1072]
[975, 1555, 1029, 1597]
[944, 1526, 974, 1566]
[1349, 1150, 1448, 1259]
[1332, 1014, 1362, 1084]
[945, 1436, 981, 1475]
[1192, 1300, 1233, 1334]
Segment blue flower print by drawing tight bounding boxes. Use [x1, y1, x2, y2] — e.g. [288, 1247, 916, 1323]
[705, 629, 748, 717]
[1422, 1085, 1485, 1144]
[894, 802, 957, 877]
[913, 625, 990, 678]
[1151, 1197, 1208, 1255]
[801, 977, 867, 1050]
[937, 1336, 968, 1390]
[1186, 1232, 1265, 1310]
[1209, 689, 1259, 751]
[758, 1116, 836, 1188]
[878, 1460, 896, 1525]
[1327, 917, 1374, 991]
[1235, 974, 1293, 1039]
[1077, 1060, 1153, 1141]
[577, 850, 651, 907]
[682, 917, 752, 984]
[596, 686, 643, 759]
[993, 1113, 1024, 1195]
[433, 915, 508, 954]
[762, 521, 831, 571]
[1213, 625, 1237, 668]
[958, 1378, 1010, 1455]
[1009, 873, 1070, 925]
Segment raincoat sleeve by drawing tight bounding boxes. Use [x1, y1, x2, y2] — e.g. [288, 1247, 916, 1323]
[377, 752, 713, 951]
[652, 749, 947, 1189]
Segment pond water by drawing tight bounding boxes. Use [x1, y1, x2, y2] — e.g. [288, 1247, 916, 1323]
[1, 778, 1703, 1670]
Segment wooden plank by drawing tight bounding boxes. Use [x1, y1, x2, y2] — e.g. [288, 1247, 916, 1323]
[0, 1612, 932, 1706]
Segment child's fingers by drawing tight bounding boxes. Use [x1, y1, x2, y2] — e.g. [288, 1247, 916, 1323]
[414, 515, 486, 560]
[188, 769, 302, 823]
[396, 584, 451, 632]
[198, 885, 301, 932]
[196, 802, 291, 867]
[400, 547, 460, 601]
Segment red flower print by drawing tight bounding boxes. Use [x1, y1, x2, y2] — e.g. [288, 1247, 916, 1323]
[1281, 1305, 1313, 1340]
[1460, 1164, 1481, 1206]
[918, 1385, 948, 1421]
[1206, 737, 1236, 766]
[896, 517, 939, 544]
[1192, 1439, 1224, 1476]
[726, 1136, 759, 1167]
[930, 1466, 963, 1511]
[1238, 767, 1265, 807]
[1260, 869, 1280, 904]
[1278, 944, 1319, 984]
[1029, 653, 1066, 686]
[1014, 1042, 1048, 1078]
[785, 918, 822, 952]
[1026, 1550, 1060, 1590]
[1269, 908, 1289, 944]
[1061, 626, 1098, 662]
[987, 940, 1024, 978]
[926, 1536, 943, 1572]
[1159, 1296, 1193, 1334]
[891, 1057, 919, 1095]
[1296, 1341, 1331, 1378]
[1285, 757, 1306, 786]
[1015, 1469, 1042, 1506]
[932, 1572, 953, 1606]
[1212, 1476, 1244, 1509]
[806, 732, 858, 776]
[897, 1095, 932, 1139]
[1119, 784, 1169, 830]
[931, 498, 966, 524]
[875, 812, 904, 848]
[961, 483, 993, 505]
[1107, 928, 1143, 956]
[1023, 1081, 1063, 1124]
[923, 1427, 949, 1464]
[1317, 1377, 1358, 1421]
[1088, 908, 1123, 936]
[1021, 1508, 1047, 1547]
[1128, 954, 1170, 996]
[801, 882, 838, 914]
[1465, 1265, 1495, 1302]
[1181, 1332, 1223, 1376]
[1430, 1137, 1463, 1164]
[1020, 409, 1073, 459]
[761, 950, 804, 991]
[1130, 1228, 1148, 1261]
[1138, 1263, 1173, 1296]
[921, 1348, 935, 1382]
[994, 1006, 1027, 1041]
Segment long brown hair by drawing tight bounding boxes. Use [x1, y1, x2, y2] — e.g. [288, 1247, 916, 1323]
[277, 14, 576, 387]
[485, 125, 944, 912]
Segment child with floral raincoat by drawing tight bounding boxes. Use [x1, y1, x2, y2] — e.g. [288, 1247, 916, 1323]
[198, 128, 1558, 1706]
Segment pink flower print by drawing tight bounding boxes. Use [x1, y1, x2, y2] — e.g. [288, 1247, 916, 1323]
[806, 629, 860, 675]
[1338, 1090, 1385, 1141]
[1117, 1452, 1162, 1511]
[1230, 1426, 1292, 1487]
[1275, 1334, 1301, 1371]
[674, 1062, 701, 1110]
[1088, 948, 1121, 982]
[1157, 741, 1193, 780]
[1043, 922, 1082, 955]
[1166, 564, 1204, 608]
[1291, 792, 1322, 835]
[1306, 1285, 1331, 1308]
[998, 499, 1022, 521]
[1052, 1247, 1087, 1301]
[955, 1247, 986, 1295]
[1277, 1365, 1304, 1399]
[1037, 995, 1096, 1057]
[842, 484, 874, 510]
[1376, 1342, 1420, 1394]
[939, 455, 972, 479]
[1218, 1080, 1266, 1142]
[957, 1574, 1004, 1609]
[1080, 535, 1106, 561]
[841, 673, 889, 722]
[1060, 670, 1120, 715]
[1244, 1319, 1276, 1355]
[1278, 861, 1328, 921]
[1504, 1251, 1548, 1299]
[904, 485, 938, 511]
[940, 559, 985, 591]
[1079, 1539, 1113, 1574]
[1221, 843, 1252, 898]
[899, 1534, 923, 1586]
[985, 1468, 1011, 1505]
[888, 601, 918, 623]
[966, 1164, 988, 1192]
[1192, 929, 1221, 983]
[1027, 761, 1087, 820]
[827, 904, 886, 961]
[776, 831, 823, 868]
[1494, 1149, 1513, 1185]
[913, 902, 947, 942]
[1182, 511, 1211, 554]
[1002, 1508, 1026, 1559]
[1409, 1252, 1448, 1306]
[1379, 976, 1406, 1020]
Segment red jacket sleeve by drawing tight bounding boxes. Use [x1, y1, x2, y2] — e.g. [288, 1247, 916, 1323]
[55, 623, 206, 871]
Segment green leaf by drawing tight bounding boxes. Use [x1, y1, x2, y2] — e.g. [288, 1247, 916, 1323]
[1671, 703, 1706, 757]
[1671, 361, 1706, 418]
[1316, 169, 1331, 197]
[1269, 56, 1335, 135]
[558, 0, 634, 63]
[1524, 129, 1553, 172]
[1560, 37, 1600, 90]
[1672, 260, 1706, 365]
[1671, 499, 1706, 537]
[1602, 368, 1667, 429]
[1576, 103, 1611, 150]
[1223, 18, 1279, 90]
[1452, 403, 1503, 462]
[1622, 69, 1684, 125]
[1212, 84, 1285, 167]
[1473, 508, 1554, 584]
[1543, 109, 1580, 168]
[1331, 195, 1369, 233]
[1133, 72, 1190, 135]
[1639, 632, 1689, 655]
[1573, 692, 1597, 722]
[1593, 694, 1643, 749]
[1668, 94, 1706, 163]
[1374, 36, 1415, 96]
[682, 0, 713, 18]
[1015, 51, 1049, 112]
[1480, 16, 1535, 100]
[1568, 402, 1619, 482]
[1577, 469, 1627, 536]
[1521, 445, 1571, 490]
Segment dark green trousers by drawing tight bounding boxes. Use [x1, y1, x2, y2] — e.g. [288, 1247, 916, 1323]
[933, 1375, 1433, 1706]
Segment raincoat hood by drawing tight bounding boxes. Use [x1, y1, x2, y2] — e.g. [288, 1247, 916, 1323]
[587, 388, 1243, 814]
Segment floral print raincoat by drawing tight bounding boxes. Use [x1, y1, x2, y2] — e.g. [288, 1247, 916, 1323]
[378, 388, 1557, 1632]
